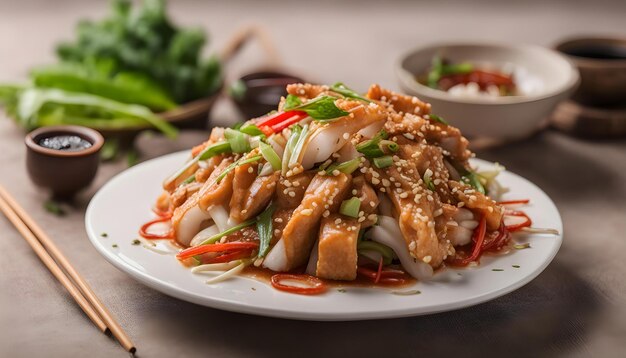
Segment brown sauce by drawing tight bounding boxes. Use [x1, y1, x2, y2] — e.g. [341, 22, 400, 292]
[241, 265, 416, 290]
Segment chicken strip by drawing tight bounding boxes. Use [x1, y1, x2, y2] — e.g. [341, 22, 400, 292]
[278, 173, 351, 270]
[449, 180, 504, 231]
[316, 215, 359, 280]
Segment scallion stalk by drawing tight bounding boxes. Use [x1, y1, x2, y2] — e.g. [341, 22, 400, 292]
[357, 240, 394, 264]
[356, 129, 388, 158]
[225, 128, 251, 153]
[199, 220, 257, 245]
[256, 203, 275, 258]
[326, 158, 360, 175]
[339, 197, 361, 218]
[281, 125, 302, 175]
[215, 155, 263, 183]
[259, 142, 281, 170]
[288, 124, 309, 169]
[239, 124, 265, 137]
[373, 155, 393, 169]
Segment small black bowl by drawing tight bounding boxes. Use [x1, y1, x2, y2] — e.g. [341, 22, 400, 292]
[230, 71, 305, 119]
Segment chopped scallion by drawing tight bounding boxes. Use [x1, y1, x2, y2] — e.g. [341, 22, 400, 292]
[429, 114, 448, 125]
[215, 155, 263, 183]
[330, 82, 372, 102]
[259, 142, 281, 170]
[339, 197, 361, 218]
[181, 174, 195, 186]
[373, 155, 393, 169]
[379, 140, 399, 153]
[239, 124, 265, 137]
[326, 158, 360, 175]
[198, 141, 231, 160]
[256, 203, 275, 258]
[356, 129, 388, 158]
[225, 128, 251, 153]
[357, 240, 394, 264]
[199, 219, 257, 245]
[288, 124, 309, 168]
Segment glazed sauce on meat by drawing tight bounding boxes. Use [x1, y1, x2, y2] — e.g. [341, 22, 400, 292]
[38, 135, 92, 151]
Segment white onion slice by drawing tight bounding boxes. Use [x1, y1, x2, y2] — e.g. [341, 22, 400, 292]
[190, 224, 219, 247]
[263, 239, 288, 271]
[205, 261, 248, 284]
[357, 121, 384, 138]
[191, 260, 242, 274]
[177, 205, 211, 246]
[208, 205, 232, 232]
[367, 216, 434, 280]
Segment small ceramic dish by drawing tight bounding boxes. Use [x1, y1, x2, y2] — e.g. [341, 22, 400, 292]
[555, 37, 626, 107]
[25, 125, 104, 199]
[395, 43, 579, 143]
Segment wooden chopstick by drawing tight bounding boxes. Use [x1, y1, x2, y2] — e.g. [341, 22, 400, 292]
[0, 185, 136, 354]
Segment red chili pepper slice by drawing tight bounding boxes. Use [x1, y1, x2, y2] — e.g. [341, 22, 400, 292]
[481, 222, 511, 252]
[152, 207, 172, 218]
[139, 216, 173, 240]
[270, 274, 327, 295]
[504, 210, 532, 232]
[203, 248, 255, 264]
[256, 110, 307, 128]
[270, 113, 308, 133]
[258, 125, 274, 137]
[176, 242, 259, 260]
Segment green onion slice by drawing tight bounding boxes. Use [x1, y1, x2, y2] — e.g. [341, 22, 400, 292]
[326, 158, 360, 175]
[373, 155, 393, 169]
[330, 82, 372, 103]
[239, 124, 265, 137]
[256, 203, 275, 258]
[259, 142, 281, 170]
[225, 128, 251, 153]
[356, 129, 388, 158]
[199, 220, 257, 245]
[215, 155, 263, 184]
[357, 240, 394, 265]
[339, 197, 361, 218]
[429, 114, 448, 125]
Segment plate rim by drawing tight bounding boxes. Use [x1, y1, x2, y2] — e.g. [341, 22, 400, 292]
[85, 151, 563, 321]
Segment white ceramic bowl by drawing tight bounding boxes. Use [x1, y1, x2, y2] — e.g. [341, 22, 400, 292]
[396, 43, 580, 142]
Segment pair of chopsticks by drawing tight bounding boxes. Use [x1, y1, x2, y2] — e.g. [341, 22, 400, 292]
[0, 184, 136, 354]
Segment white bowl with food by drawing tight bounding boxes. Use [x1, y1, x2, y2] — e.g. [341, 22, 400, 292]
[395, 43, 580, 143]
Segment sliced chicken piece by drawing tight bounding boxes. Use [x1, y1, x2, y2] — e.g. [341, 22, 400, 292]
[315, 215, 359, 280]
[269, 173, 351, 271]
[230, 171, 279, 222]
[383, 111, 471, 163]
[197, 158, 235, 211]
[170, 182, 203, 209]
[366, 84, 431, 116]
[275, 172, 315, 208]
[351, 176, 379, 228]
[283, 83, 330, 104]
[449, 181, 504, 231]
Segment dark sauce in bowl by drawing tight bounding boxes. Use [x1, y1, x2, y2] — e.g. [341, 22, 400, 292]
[561, 44, 626, 60]
[38, 135, 92, 152]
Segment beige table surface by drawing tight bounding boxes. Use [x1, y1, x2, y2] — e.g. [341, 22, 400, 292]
[1, 0, 625, 357]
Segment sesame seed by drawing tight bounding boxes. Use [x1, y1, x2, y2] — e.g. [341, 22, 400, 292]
[342, 133, 350, 140]
[323, 210, 330, 217]
[399, 192, 409, 199]
[288, 191, 296, 198]
[335, 218, 342, 225]
[301, 208, 313, 216]
[423, 255, 432, 264]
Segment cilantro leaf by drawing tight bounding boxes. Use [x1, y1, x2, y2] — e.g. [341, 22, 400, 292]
[284, 94, 303, 110]
[330, 82, 371, 102]
[286, 96, 349, 121]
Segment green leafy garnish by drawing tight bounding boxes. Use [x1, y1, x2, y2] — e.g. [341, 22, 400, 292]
[131, 239, 141, 245]
[512, 265, 520, 268]
[330, 82, 371, 102]
[284, 96, 349, 121]
[100, 232, 108, 238]
[44, 200, 66, 216]
[429, 114, 448, 125]
[423, 169, 436, 191]
[284, 94, 302, 109]
[256, 203, 276, 258]
[427, 56, 473, 89]
[492, 269, 504, 272]
[514, 243, 531, 250]
[181, 174, 196, 186]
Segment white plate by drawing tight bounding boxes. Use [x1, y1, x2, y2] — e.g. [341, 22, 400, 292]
[86, 151, 562, 321]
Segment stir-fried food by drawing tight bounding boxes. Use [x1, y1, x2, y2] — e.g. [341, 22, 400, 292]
[142, 83, 548, 294]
